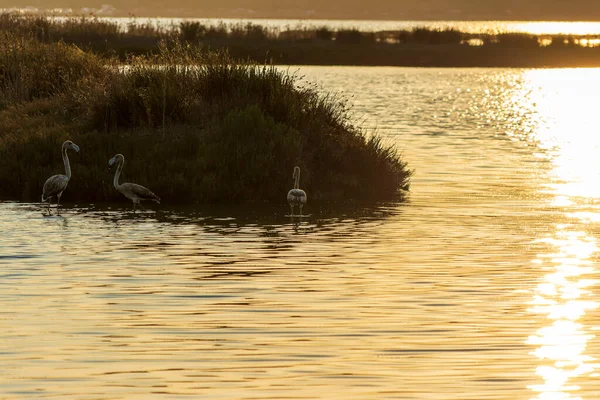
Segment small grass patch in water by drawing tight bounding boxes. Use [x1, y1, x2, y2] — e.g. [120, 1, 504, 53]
[0, 38, 412, 204]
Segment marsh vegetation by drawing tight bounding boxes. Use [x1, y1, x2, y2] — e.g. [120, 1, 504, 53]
[0, 21, 411, 204]
[1, 13, 600, 67]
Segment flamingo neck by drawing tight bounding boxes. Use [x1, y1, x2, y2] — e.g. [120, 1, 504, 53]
[113, 160, 123, 189]
[294, 170, 300, 189]
[62, 146, 71, 180]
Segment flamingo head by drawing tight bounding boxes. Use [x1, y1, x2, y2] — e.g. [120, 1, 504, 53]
[109, 154, 124, 168]
[63, 140, 80, 153]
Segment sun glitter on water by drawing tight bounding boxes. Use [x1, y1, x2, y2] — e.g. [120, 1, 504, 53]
[514, 69, 600, 399]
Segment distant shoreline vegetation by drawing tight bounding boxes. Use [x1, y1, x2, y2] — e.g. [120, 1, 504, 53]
[2, 13, 600, 67]
[0, 16, 412, 204]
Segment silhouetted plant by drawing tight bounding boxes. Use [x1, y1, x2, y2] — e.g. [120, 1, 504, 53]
[411, 28, 462, 45]
[336, 29, 374, 44]
[494, 33, 539, 47]
[180, 21, 204, 42]
[126, 21, 162, 37]
[315, 27, 334, 41]
[203, 23, 229, 40]
[549, 35, 577, 47]
[229, 23, 271, 41]
[394, 30, 411, 44]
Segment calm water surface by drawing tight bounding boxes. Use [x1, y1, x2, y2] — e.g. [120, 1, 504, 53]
[3, 67, 600, 399]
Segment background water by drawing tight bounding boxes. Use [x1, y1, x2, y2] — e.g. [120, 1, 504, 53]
[3, 66, 600, 399]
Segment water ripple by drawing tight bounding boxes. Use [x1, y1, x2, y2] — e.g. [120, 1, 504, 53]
[3, 67, 600, 399]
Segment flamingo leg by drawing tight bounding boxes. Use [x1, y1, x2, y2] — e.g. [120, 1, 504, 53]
[299, 204, 303, 217]
[47, 198, 51, 215]
[133, 201, 137, 213]
[289, 204, 294, 217]
[56, 193, 62, 215]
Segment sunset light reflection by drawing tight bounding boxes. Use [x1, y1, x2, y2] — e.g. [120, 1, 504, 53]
[519, 70, 600, 399]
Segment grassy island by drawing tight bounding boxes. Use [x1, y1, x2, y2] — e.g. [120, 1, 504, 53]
[0, 32, 411, 204]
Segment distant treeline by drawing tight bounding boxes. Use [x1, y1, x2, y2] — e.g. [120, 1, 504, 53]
[2, 13, 600, 67]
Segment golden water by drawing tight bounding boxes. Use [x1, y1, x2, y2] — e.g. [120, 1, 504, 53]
[2, 67, 600, 399]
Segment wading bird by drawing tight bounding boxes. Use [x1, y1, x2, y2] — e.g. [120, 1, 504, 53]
[287, 166, 307, 216]
[109, 154, 160, 212]
[41, 140, 80, 215]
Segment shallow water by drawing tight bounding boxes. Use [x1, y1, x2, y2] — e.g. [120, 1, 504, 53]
[3, 67, 600, 399]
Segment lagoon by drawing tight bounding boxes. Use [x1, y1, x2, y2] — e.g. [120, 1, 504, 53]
[2, 66, 600, 399]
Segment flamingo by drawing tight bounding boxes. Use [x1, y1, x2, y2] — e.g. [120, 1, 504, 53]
[41, 140, 80, 215]
[287, 166, 307, 216]
[109, 154, 160, 212]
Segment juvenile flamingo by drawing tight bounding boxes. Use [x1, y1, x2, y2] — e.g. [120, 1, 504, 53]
[41, 140, 80, 215]
[287, 166, 307, 216]
[109, 154, 160, 212]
